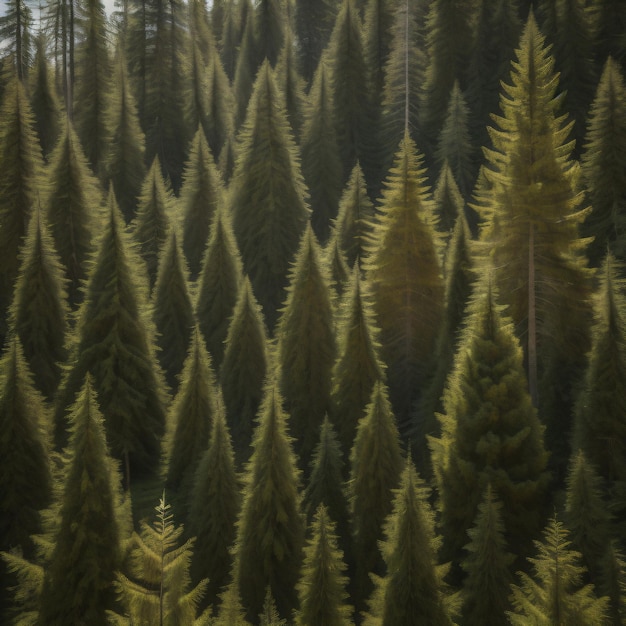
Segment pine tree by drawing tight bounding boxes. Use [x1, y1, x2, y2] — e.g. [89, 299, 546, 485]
[294, 0, 337, 83]
[331, 266, 386, 458]
[188, 390, 241, 610]
[276, 224, 337, 469]
[44, 119, 101, 307]
[9, 201, 68, 400]
[460, 484, 515, 626]
[365, 133, 445, 431]
[296, 505, 353, 626]
[215, 584, 251, 625]
[218, 0, 248, 81]
[39, 375, 126, 626]
[152, 229, 195, 392]
[431, 281, 550, 572]
[232, 6, 258, 130]
[274, 29, 305, 140]
[508, 515, 610, 625]
[0, 0, 32, 80]
[259, 588, 287, 626]
[325, 235, 350, 298]
[180, 127, 225, 279]
[53, 191, 168, 481]
[600, 541, 626, 625]
[253, 0, 284, 68]
[349, 381, 404, 611]
[581, 57, 626, 266]
[230, 61, 310, 329]
[162, 326, 217, 503]
[232, 381, 305, 623]
[195, 206, 244, 369]
[363, 458, 454, 626]
[220, 278, 270, 465]
[432, 161, 465, 239]
[186, 19, 211, 145]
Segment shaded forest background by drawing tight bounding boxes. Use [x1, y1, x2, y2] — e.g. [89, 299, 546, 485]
[0, 0, 626, 622]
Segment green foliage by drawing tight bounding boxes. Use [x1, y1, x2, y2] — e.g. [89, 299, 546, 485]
[581, 57, 626, 265]
[274, 29, 305, 140]
[325, 235, 350, 298]
[294, 0, 337, 83]
[214, 583, 251, 625]
[253, 0, 285, 68]
[508, 515, 610, 625]
[276, 224, 337, 468]
[600, 541, 626, 625]
[259, 588, 286, 626]
[232, 5, 258, 130]
[296, 505, 353, 626]
[232, 381, 305, 622]
[9, 202, 68, 400]
[230, 61, 310, 329]
[0, 0, 32, 79]
[595, 0, 626, 67]
[220, 278, 270, 464]
[432, 161, 465, 239]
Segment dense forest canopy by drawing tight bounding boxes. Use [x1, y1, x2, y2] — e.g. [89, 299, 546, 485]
[0, 0, 626, 623]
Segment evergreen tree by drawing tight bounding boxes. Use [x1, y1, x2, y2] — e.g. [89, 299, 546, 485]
[44, 119, 101, 307]
[363, 458, 454, 626]
[508, 515, 609, 625]
[253, 0, 284, 68]
[432, 161, 465, 239]
[230, 61, 309, 329]
[39, 375, 126, 626]
[274, 29, 305, 140]
[431, 281, 550, 572]
[54, 191, 168, 481]
[185, 18, 211, 145]
[232, 381, 305, 623]
[188, 390, 241, 610]
[215, 584, 251, 625]
[163, 326, 217, 503]
[294, 0, 337, 83]
[581, 57, 626, 266]
[0, 0, 32, 80]
[461, 484, 515, 626]
[296, 505, 353, 626]
[195, 206, 244, 369]
[276, 224, 337, 469]
[101, 48, 146, 224]
[152, 229, 195, 392]
[331, 266, 386, 458]
[325, 235, 350, 298]
[232, 5, 258, 129]
[218, 0, 248, 81]
[220, 278, 270, 465]
[259, 588, 287, 626]
[349, 381, 404, 611]
[9, 201, 68, 400]
[365, 133, 445, 431]
[600, 541, 626, 625]
[300, 57, 342, 243]
[180, 127, 225, 279]
[0, 78, 44, 340]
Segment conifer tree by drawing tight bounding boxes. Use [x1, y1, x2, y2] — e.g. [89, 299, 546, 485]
[188, 390, 241, 610]
[331, 266, 386, 457]
[44, 0, 76, 111]
[363, 458, 454, 626]
[218, 0, 248, 81]
[101, 48, 146, 224]
[232, 7, 258, 129]
[276, 224, 337, 468]
[163, 326, 217, 502]
[274, 29, 305, 140]
[232, 381, 305, 623]
[44, 119, 101, 307]
[132, 156, 174, 289]
[253, 0, 284, 68]
[461, 485, 515, 626]
[195, 207, 244, 369]
[54, 191, 168, 481]
[215, 584, 251, 625]
[431, 281, 549, 572]
[220, 278, 270, 465]
[601, 541, 626, 625]
[294, 0, 337, 83]
[180, 127, 225, 279]
[432, 161, 465, 238]
[0, 0, 32, 80]
[325, 235, 350, 298]
[186, 25, 211, 145]
[508, 515, 609, 625]
[9, 202, 68, 400]
[39, 375, 126, 625]
[331, 163, 375, 268]
[0, 78, 44, 339]
[349, 381, 404, 611]
[581, 58, 626, 265]
[259, 589, 287, 626]
[152, 229, 195, 392]
[300, 58, 342, 243]
[296, 505, 353, 626]
[365, 133, 445, 430]
[230, 61, 310, 329]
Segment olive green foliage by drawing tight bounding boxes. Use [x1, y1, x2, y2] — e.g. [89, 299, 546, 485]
[54, 192, 168, 477]
[581, 58, 626, 265]
[230, 61, 309, 329]
[325, 235, 350, 298]
[253, 0, 284, 68]
[259, 588, 287, 626]
[232, 382, 305, 622]
[188, 390, 241, 610]
[218, 0, 247, 81]
[276, 224, 337, 468]
[215, 583, 251, 626]
[432, 162, 465, 238]
[508, 515, 610, 625]
[601, 541, 626, 625]
[220, 278, 270, 464]
[364, 459, 454, 626]
[294, 0, 337, 83]
[349, 381, 404, 610]
[232, 9, 258, 130]
[39, 375, 125, 626]
[9, 202, 68, 400]
[296, 505, 353, 626]
[0, 0, 31, 80]
[274, 29, 305, 140]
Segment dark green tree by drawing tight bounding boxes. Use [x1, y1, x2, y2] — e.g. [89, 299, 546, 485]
[259, 589, 287, 626]
[325, 235, 350, 298]
[230, 61, 309, 329]
[232, 5, 258, 129]
[218, 0, 250, 81]
[231, 381, 305, 623]
[432, 161, 466, 239]
[296, 505, 353, 626]
[274, 29, 305, 140]
[600, 541, 626, 625]
[0, 0, 32, 80]
[294, 0, 337, 83]
[253, 0, 285, 68]
[594, 0, 626, 68]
